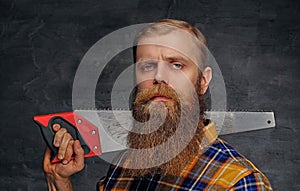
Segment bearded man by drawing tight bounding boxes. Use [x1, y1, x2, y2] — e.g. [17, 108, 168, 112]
[43, 19, 272, 191]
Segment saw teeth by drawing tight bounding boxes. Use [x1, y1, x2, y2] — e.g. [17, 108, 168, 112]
[73, 108, 272, 112]
[74, 107, 98, 111]
[74, 108, 273, 112]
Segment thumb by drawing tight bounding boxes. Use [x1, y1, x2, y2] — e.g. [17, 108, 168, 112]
[73, 140, 85, 171]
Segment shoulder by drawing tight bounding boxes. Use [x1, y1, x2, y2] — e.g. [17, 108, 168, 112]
[231, 172, 273, 190]
[203, 138, 242, 160]
[196, 138, 272, 190]
[204, 138, 260, 170]
[201, 138, 249, 169]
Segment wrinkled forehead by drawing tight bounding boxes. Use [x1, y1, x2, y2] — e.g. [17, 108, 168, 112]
[136, 26, 205, 69]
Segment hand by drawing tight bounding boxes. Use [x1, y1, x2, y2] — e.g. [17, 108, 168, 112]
[43, 124, 85, 191]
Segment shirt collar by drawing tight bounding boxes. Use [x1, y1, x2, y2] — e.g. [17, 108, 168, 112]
[197, 120, 218, 150]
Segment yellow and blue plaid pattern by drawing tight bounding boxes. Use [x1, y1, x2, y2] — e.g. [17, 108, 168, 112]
[98, 122, 272, 191]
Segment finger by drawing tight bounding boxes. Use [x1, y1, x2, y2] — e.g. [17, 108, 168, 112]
[73, 140, 85, 171]
[62, 140, 74, 165]
[53, 128, 67, 147]
[57, 133, 73, 160]
[52, 123, 61, 132]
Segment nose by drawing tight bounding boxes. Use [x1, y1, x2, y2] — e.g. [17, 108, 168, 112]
[153, 61, 168, 84]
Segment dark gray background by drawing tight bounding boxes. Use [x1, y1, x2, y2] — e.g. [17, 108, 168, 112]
[1, 0, 299, 190]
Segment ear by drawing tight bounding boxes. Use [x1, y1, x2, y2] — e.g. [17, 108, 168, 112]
[200, 67, 212, 94]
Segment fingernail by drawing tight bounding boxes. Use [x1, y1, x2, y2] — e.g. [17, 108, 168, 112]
[52, 124, 61, 131]
[62, 160, 68, 165]
[58, 154, 63, 160]
[54, 141, 60, 147]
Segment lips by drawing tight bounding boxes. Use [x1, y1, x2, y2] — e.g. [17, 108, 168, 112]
[151, 95, 170, 101]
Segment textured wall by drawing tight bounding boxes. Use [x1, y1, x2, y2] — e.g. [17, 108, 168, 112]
[0, 0, 299, 190]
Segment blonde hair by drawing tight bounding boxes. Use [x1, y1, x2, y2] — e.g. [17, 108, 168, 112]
[130, 19, 207, 109]
[134, 19, 208, 67]
[152, 19, 207, 46]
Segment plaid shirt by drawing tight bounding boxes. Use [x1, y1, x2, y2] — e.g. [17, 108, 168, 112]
[98, 122, 272, 191]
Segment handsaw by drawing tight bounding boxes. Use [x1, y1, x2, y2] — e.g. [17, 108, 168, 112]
[33, 110, 275, 163]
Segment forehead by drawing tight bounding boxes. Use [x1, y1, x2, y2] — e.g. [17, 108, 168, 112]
[137, 29, 202, 66]
[136, 44, 190, 62]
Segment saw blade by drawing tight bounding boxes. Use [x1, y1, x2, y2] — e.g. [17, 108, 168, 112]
[205, 111, 275, 135]
[74, 110, 276, 153]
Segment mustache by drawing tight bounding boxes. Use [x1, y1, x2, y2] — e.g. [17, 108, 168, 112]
[134, 83, 180, 105]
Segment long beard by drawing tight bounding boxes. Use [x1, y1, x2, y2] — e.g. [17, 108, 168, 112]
[125, 81, 206, 177]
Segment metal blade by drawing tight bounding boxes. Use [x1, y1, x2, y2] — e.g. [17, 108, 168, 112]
[75, 110, 275, 153]
[206, 111, 275, 135]
[75, 110, 128, 154]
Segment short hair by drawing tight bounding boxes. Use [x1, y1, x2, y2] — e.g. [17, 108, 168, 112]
[133, 19, 208, 68]
[130, 20, 207, 109]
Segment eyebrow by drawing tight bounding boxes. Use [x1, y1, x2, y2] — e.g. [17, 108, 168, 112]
[164, 55, 190, 63]
[136, 55, 190, 64]
[136, 59, 157, 65]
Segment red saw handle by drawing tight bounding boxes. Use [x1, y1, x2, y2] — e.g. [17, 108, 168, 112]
[33, 112, 102, 163]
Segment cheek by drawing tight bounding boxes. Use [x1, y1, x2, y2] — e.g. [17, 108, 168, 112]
[187, 69, 199, 86]
[169, 71, 198, 89]
[136, 79, 153, 90]
[135, 68, 155, 83]
[169, 73, 199, 102]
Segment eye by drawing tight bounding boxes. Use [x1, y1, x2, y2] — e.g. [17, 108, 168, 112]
[139, 61, 157, 72]
[143, 64, 154, 71]
[171, 63, 183, 70]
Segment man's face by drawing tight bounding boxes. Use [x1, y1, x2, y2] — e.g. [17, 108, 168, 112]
[135, 31, 201, 104]
[125, 31, 211, 175]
